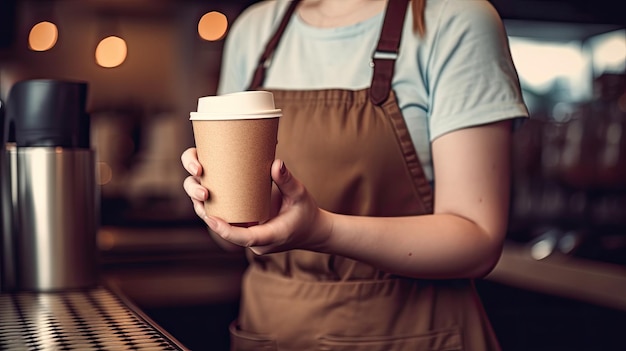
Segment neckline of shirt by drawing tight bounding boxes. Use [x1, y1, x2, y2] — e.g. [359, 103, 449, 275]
[292, 10, 384, 39]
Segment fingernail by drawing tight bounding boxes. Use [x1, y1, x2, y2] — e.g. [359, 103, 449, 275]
[280, 161, 287, 175]
[194, 203, 206, 218]
[188, 163, 199, 175]
[195, 189, 206, 200]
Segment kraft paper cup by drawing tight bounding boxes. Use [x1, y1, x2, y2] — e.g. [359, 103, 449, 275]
[190, 91, 281, 224]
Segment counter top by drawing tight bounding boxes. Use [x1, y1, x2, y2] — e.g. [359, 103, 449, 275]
[0, 286, 189, 350]
[487, 241, 626, 311]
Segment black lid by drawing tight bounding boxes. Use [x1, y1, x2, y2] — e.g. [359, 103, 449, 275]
[6, 79, 90, 148]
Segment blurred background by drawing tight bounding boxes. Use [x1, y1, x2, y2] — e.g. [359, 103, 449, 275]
[0, 0, 624, 350]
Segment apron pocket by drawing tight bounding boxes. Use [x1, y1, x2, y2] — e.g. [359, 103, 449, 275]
[229, 320, 278, 351]
[318, 326, 462, 351]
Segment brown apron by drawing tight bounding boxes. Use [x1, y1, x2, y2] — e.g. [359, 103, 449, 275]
[229, 1, 501, 350]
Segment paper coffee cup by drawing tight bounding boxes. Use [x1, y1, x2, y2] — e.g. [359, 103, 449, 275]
[190, 91, 281, 224]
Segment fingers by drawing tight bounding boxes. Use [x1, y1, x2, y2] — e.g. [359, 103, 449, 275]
[205, 215, 260, 249]
[183, 175, 207, 200]
[182, 147, 207, 218]
[181, 147, 202, 176]
[193, 200, 207, 219]
[183, 175, 208, 218]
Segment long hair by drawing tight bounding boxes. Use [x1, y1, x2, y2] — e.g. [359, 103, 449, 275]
[411, 0, 426, 36]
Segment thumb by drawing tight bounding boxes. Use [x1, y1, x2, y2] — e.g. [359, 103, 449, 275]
[271, 159, 302, 199]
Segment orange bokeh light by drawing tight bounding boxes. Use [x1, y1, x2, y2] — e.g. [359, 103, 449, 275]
[29, 21, 58, 51]
[198, 11, 228, 41]
[95, 36, 127, 68]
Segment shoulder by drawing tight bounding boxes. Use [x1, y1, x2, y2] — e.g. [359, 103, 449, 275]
[419, 0, 511, 62]
[426, 0, 506, 35]
[427, 0, 501, 19]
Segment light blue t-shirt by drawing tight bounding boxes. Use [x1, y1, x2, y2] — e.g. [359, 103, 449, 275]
[218, 0, 529, 180]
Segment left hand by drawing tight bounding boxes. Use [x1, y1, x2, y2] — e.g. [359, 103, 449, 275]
[203, 159, 333, 255]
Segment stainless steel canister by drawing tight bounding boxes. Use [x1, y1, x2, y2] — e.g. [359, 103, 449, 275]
[11, 145, 98, 291]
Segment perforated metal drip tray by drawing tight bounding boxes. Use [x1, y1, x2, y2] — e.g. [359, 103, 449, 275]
[0, 287, 188, 350]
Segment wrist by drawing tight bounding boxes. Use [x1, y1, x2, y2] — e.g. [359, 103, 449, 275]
[312, 209, 336, 253]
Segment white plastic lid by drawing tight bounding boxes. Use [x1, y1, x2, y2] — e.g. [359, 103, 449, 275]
[190, 91, 281, 120]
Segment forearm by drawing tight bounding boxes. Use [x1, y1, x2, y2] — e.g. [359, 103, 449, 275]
[319, 210, 505, 279]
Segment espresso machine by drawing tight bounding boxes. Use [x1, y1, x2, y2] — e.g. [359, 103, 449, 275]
[0, 79, 99, 292]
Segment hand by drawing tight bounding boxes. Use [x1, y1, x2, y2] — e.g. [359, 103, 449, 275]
[181, 147, 332, 255]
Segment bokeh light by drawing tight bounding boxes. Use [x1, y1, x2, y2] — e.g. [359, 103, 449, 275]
[95, 36, 127, 68]
[198, 11, 228, 41]
[591, 29, 626, 75]
[28, 21, 58, 51]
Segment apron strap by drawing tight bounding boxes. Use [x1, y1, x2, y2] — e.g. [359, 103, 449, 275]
[369, 0, 410, 105]
[248, 0, 302, 91]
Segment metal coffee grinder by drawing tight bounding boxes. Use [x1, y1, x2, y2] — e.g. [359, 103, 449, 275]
[0, 79, 99, 292]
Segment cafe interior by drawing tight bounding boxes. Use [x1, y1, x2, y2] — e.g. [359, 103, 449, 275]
[0, 0, 624, 350]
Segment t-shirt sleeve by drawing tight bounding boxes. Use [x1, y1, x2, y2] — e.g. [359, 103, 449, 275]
[427, 0, 529, 141]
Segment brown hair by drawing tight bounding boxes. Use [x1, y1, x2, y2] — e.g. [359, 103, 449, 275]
[411, 0, 426, 36]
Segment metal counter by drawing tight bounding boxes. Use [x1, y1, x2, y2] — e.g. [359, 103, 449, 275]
[0, 286, 189, 350]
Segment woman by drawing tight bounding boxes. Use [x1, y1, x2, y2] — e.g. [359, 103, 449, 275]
[182, 0, 528, 349]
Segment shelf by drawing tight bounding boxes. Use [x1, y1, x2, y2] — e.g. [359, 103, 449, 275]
[487, 241, 626, 311]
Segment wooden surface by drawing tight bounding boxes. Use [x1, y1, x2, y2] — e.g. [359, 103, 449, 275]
[487, 241, 626, 311]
